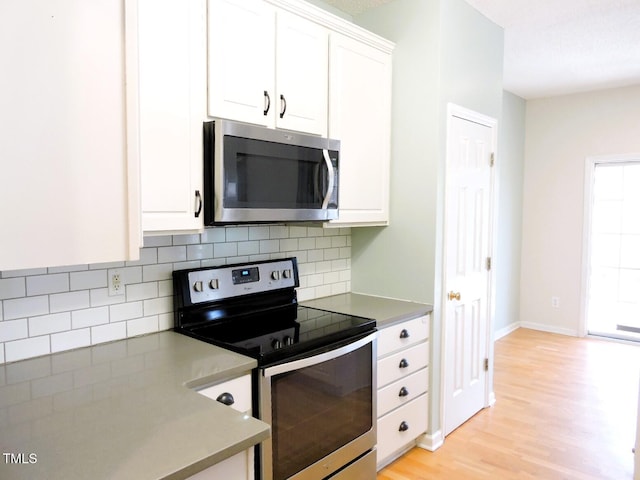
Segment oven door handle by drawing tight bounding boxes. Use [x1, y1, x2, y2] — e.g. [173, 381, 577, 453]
[262, 332, 377, 378]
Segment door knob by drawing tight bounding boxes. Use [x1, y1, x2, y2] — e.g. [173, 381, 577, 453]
[448, 291, 461, 301]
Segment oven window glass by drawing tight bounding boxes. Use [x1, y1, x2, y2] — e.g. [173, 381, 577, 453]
[223, 136, 336, 209]
[270, 343, 373, 480]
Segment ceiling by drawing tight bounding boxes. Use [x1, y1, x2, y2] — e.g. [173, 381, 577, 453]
[322, 0, 640, 99]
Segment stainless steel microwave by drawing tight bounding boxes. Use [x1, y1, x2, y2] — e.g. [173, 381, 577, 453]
[203, 120, 340, 225]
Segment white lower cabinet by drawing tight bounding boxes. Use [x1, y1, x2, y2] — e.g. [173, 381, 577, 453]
[189, 374, 254, 480]
[376, 315, 430, 469]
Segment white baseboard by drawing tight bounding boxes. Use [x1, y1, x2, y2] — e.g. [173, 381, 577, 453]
[494, 322, 520, 340]
[416, 430, 444, 452]
[520, 321, 578, 337]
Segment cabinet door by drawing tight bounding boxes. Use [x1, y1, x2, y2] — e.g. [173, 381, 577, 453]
[208, 0, 275, 127]
[275, 10, 328, 136]
[0, 0, 140, 270]
[138, 0, 206, 232]
[328, 33, 392, 226]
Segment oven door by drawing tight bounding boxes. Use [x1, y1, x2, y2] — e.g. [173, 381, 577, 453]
[259, 332, 377, 480]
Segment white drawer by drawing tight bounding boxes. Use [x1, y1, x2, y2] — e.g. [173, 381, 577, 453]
[377, 394, 429, 467]
[196, 374, 252, 413]
[377, 342, 429, 389]
[377, 367, 429, 418]
[377, 315, 429, 358]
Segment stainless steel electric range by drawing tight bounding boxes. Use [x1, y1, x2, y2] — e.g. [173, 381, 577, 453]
[173, 257, 377, 480]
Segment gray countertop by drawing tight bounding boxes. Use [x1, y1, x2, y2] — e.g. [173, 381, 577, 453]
[0, 331, 269, 480]
[302, 293, 432, 327]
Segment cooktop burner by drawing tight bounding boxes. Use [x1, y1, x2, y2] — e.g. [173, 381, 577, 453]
[172, 258, 376, 366]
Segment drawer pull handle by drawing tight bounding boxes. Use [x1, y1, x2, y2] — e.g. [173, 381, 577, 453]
[399, 358, 409, 369]
[399, 421, 409, 432]
[399, 329, 410, 339]
[216, 392, 235, 406]
[399, 386, 409, 397]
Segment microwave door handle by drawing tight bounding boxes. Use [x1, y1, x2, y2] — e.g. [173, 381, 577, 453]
[321, 149, 334, 210]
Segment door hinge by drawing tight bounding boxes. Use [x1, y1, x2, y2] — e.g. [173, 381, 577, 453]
[486, 257, 492, 271]
[490, 152, 495, 167]
[484, 358, 489, 371]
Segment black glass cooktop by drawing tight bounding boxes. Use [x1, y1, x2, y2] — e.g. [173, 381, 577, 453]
[178, 304, 376, 366]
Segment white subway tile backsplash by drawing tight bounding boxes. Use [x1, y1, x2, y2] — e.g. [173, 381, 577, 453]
[47, 264, 88, 274]
[91, 322, 127, 344]
[0, 319, 28, 342]
[158, 280, 172, 298]
[214, 242, 238, 258]
[72, 307, 109, 329]
[259, 240, 279, 254]
[5, 336, 50, 362]
[248, 226, 270, 240]
[26, 273, 69, 296]
[110, 301, 143, 323]
[126, 282, 158, 302]
[143, 235, 172, 247]
[0, 277, 25, 300]
[29, 312, 71, 337]
[51, 328, 91, 354]
[4, 296, 49, 320]
[90, 288, 125, 308]
[186, 244, 213, 261]
[201, 228, 225, 243]
[157, 246, 187, 264]
[50, 291, 90, 313]
[1, 268, 48, 279]
[127, 316, 159, 337]
[237, 241, 260, 256]
[0, 227, 351, 364]
[226, 226, 249, 242]
[142, 263, 173, 282]
[143, 297, 172, 316]
[172, 234, 201, 245]
[70, 270, 107, 291]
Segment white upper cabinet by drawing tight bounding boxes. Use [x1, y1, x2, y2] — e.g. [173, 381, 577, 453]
[208, 0, 328, 136]
[274, 10, 328, 136]
[138, 0, 207, 233]
[328, 32, 393, 226]
[208, 0, 275, 127]
[0, 0, 140, 271]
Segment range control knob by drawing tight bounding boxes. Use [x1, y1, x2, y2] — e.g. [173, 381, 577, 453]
[271, 271, 281, 280]
[282, 269, 292, 279]
[271, 339, 282, 350]
[209, 279, 219, 290]
[283, 336, 294, 346]
[193, 281, 204, 292]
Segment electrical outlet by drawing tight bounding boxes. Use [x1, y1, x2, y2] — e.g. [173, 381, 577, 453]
[551, 296, 560, 308]
[109, 269, 124, 296]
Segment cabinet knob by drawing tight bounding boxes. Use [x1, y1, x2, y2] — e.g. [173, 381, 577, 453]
[399, 421, 409, 432]
[399, 358, 409, 369]
[399, 386, 409, 397]
[216, 392, 235, 406]
[399, 329, 410, 339]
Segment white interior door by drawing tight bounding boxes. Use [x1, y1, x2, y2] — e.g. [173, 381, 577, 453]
[443, 107, 495, 436]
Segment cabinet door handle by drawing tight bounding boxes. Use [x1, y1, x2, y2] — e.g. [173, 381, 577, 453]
[194, 190, 203, 218]
[399, 358, 409, 369]
[263, 90, 270, 115]
[399, 386, 409, 397]
[279, 94, 287, 118]
[399, 421, 409, 432]
[399, 329, 410, 339]
[216, 392, 235, 406]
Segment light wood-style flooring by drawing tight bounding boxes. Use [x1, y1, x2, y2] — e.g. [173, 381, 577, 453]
[378, 328, 639, 479]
